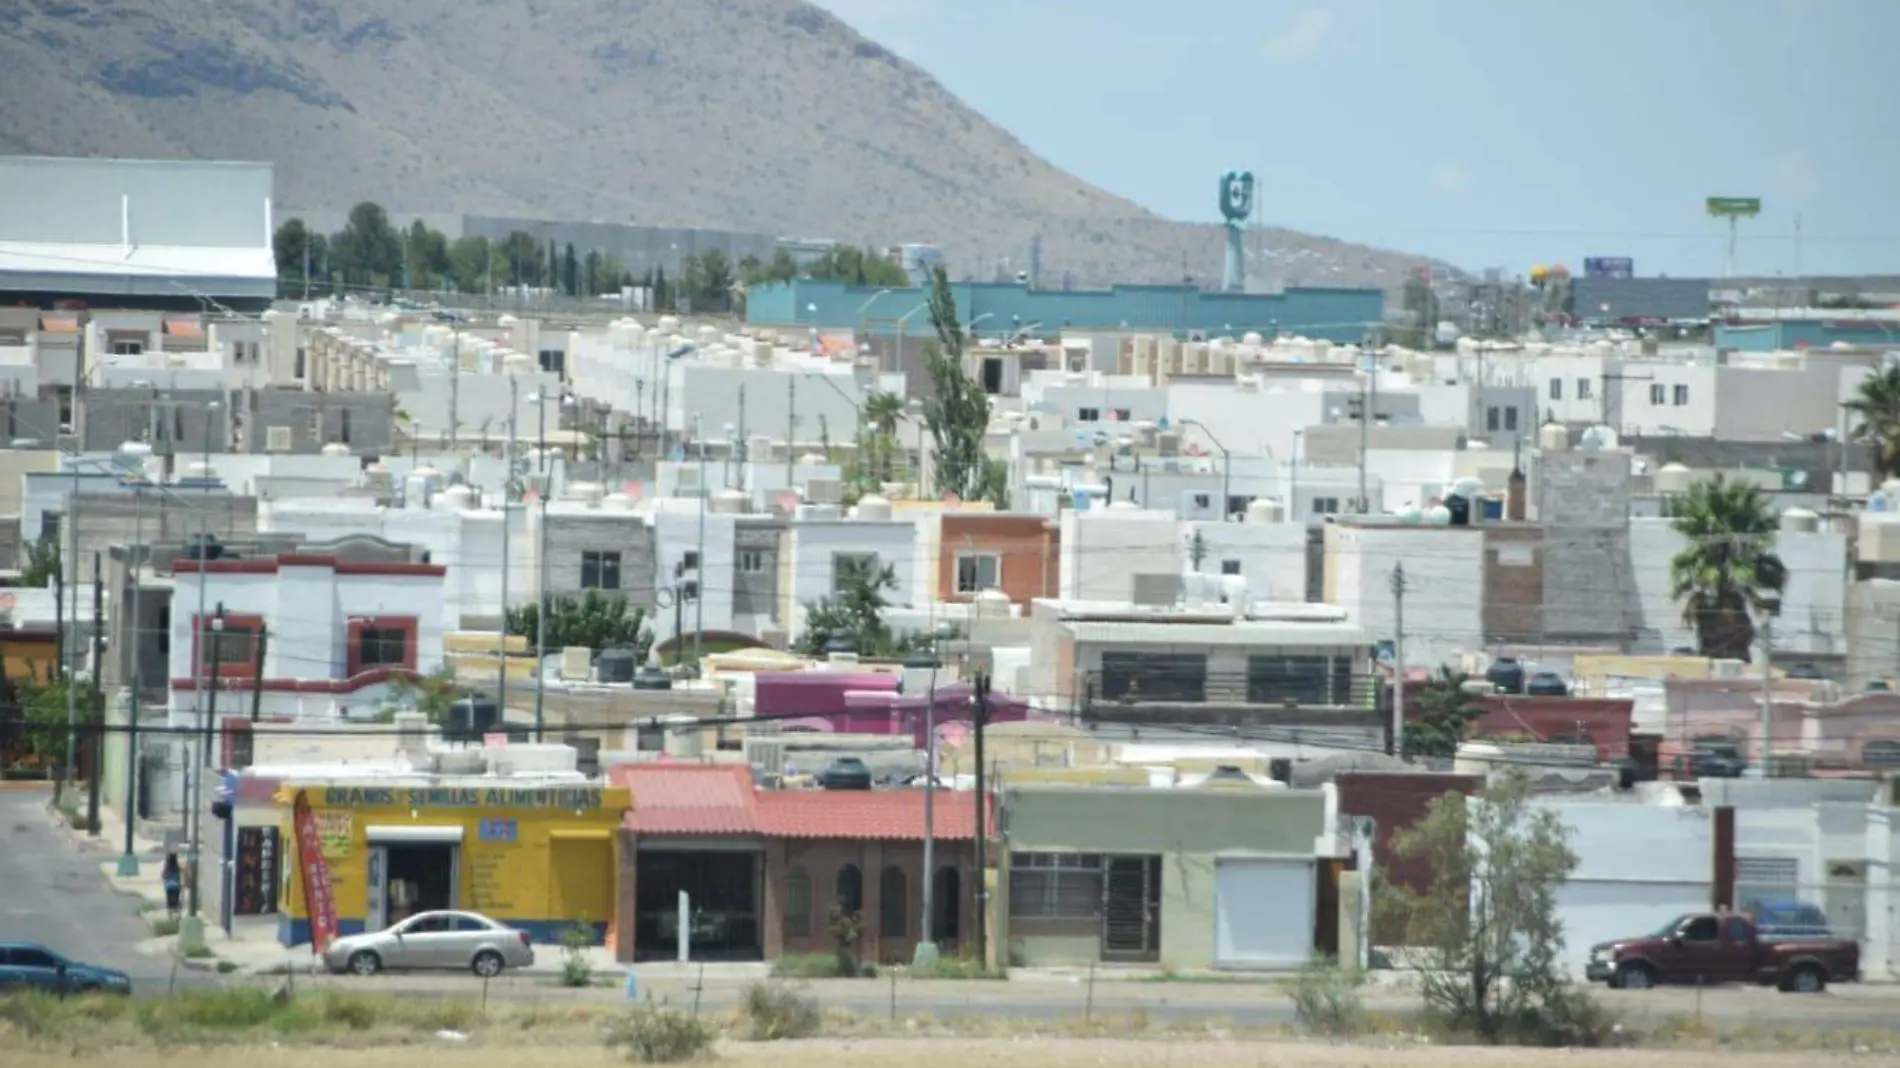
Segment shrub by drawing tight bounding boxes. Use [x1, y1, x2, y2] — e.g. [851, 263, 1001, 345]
[150, 917, 181, 937]
[826, 905, 864, 978]
[738, 979, 820, 1040]
[0, 991, 131, 1038]
[770, 952, 848, 979]
[911, 956, 1004, 980]
[605, 1005, 715, 1063]
[560, 915, 596, 988]
[1285, 955, 1367, 1037]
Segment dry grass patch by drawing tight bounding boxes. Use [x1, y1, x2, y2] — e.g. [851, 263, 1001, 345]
[2, 1040, 1896, 1068]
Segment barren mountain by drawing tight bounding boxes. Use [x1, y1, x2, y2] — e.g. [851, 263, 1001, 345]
[0, 0, 1446, 292]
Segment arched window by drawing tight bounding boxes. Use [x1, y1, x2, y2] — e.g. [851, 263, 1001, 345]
[879, 866, 908, 938]
[1864, 739, 1900, 767]
[836, 863, 863, 914]
[783, 867, 813, 938]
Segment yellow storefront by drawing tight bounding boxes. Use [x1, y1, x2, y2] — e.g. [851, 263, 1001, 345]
[276, 782, 630, 946]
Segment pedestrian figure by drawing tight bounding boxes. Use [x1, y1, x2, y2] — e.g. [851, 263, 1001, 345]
[161, 852, 183, 918]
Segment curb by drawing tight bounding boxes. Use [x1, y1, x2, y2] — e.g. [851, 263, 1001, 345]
[0, 780, 55, 792]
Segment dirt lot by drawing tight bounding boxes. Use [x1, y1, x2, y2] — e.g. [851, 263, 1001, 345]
[7, 1042, 1897, 1068]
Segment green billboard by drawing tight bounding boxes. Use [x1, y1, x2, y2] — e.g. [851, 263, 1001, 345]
[1706, 197, 1763, 218]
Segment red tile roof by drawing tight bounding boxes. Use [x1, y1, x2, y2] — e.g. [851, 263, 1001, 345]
[757, 790, 988, 841]
[611, 764, 759, 836]
[610, 762, 995, 842]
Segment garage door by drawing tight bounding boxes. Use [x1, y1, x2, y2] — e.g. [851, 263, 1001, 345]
[1214, 858, 1315, 968]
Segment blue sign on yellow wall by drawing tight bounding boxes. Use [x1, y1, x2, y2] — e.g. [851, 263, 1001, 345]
[479, 818, 519, 843]
[320, 786, 606, 810]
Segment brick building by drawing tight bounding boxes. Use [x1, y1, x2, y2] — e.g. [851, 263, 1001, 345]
[611, 765, 986, 966]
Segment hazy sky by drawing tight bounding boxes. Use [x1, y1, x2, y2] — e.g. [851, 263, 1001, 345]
[813, 0, 1899, 278]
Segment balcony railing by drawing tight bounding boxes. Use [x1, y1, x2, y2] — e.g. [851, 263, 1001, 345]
[1079, 669, 1386, 726]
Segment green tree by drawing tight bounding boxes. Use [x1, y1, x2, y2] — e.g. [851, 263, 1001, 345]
[6, 535, 59, 588]
[1405, 669, 1485, 759]
[796, 556, 897, 656]
[583, 249, 602, 296]
[1375, 770, 1592, 1044]
[380, 663, 461, 724]
[404, 220, 451, 289]
[1844, 363, 1900, 481]
[918, 266, 1008, 506]
[588, 252, 626, 295]
[499, 230, 543, 287]
[808, 246, 908, 288]
[652, 266, 671, 312]
[563, 243, 580, 297]
[271, 218, 323, 292]
[686, 249, 734, 312]
[331, 201, 403, 287]
[13, 675, 74, 767]
[447, 235, 492, 293]
[507, 590, 653, 661]
[1667, 474, 1786, 662]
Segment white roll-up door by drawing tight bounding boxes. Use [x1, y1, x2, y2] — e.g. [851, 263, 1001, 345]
[1213, 858, 1315, 967]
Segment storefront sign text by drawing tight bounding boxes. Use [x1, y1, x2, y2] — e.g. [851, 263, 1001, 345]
[320, 786, 608, 811]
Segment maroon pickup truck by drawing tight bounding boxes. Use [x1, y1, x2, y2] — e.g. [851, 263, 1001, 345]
[1585, 912, 1858, 993]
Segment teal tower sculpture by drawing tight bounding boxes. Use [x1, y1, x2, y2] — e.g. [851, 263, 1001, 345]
[1219, 169, 1255, 293]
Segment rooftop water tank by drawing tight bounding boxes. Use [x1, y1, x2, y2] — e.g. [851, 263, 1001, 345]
[1450, 476, 1486, 500]
[1655, 462, 1694, 495]
[321, 442, 351, 457]
[1427, 505, 1453, 526]
[855, 494, 893, 521]
[1245, 498, 1286, 524]
[1780, 506, 1820, 533]
[711, 488, 749, 514]
[440, 484, 476, 510]
[973, 588, 1012, 619]
[596, 648, 637, 683]
[1538, 422, 1569, 452]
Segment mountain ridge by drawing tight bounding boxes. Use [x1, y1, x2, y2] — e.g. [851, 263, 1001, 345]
[0, 0, 1447, 293]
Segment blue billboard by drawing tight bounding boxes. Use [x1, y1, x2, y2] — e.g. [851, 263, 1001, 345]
[1584, 257, 1634, 279]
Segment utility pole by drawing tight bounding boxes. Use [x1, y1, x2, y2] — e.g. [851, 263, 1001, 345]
[785, 375, 797, 488]
[116, 482, 144, 878]
[499, 374, 518, 714]
[533, 389, 551, 743]
[447, 330, 462, 449]
[913, 651, 942, 967]
[736, 384, 748, 491]
[250, 622, 269, 723]
[972, 671, 991, 967]
[693, 413, 706, 668]
[87, 551, 104, 836]
[1390, 563, 1409, 757]
[1757, 612, 1776, 778]
[60, 459, 80, 795]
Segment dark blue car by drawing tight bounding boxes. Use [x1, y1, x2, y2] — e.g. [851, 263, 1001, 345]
[0, 942, 132, 996]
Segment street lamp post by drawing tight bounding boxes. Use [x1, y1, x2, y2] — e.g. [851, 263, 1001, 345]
[891, 302, 929, 376]
[1177, 419, 1234, 521]
[856, 288, 892, 358]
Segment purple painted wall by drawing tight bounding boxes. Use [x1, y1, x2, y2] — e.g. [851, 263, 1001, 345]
[752, 672, 1029, 746]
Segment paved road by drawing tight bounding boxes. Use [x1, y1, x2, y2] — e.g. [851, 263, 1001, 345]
[0, 787, 197, 992]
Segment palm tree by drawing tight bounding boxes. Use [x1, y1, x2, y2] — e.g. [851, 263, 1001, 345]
[1843, 363, 1900, 481]
[1667, 475, 1787, 662]
[860, 391, 906, 482]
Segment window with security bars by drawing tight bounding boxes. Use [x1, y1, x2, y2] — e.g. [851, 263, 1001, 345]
[1008, 853, 1103, 920]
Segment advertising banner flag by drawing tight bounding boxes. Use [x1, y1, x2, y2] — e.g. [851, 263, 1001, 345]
[291, 789, 339, 955]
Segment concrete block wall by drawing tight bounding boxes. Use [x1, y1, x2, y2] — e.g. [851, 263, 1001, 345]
[1535, 451, 1634, 643]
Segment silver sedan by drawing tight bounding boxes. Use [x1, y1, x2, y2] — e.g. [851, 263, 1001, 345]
[322, 910, 536, 978]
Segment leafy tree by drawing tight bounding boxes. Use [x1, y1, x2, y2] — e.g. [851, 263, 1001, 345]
[563, 243, 579, 297]
[1405, 669, 1485, 759]
[272, 218, 325, 292]
[507, 590, 653, 662]
[380, 663, 461, 725]
[918, 266, 1008, 506]
[331, 201, 403, 286]
[808, 246, 908, 288]
[585, 251, 627, 295]
[1844, 363, 1900, 480]
[843, 391, 906, 499]
[797, 556, 900, 657]
[404, 220, 451, 290]
[499, 230, 543, 287]
[447, 235, 493, 293]
[652, 266, 671, 312]
[12, 674, 75, 767]
[1667, 474, 1785, 662]
[1376, 771, 1593, 1044]
[686, 249, 734, 312]
[6, 535, 59, 589]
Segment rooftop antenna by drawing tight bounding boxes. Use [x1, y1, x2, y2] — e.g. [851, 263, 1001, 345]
[1219, 170, 1255, 294]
